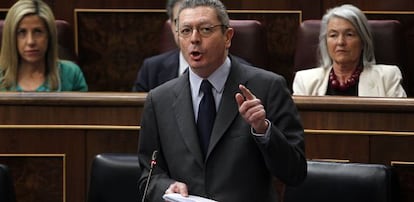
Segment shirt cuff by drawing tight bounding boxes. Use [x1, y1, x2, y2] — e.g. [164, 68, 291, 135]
[251, 119, 271, 142]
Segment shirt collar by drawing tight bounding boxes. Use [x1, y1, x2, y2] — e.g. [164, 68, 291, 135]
[189, 56, 231, 95]
[178, 51, 188, 76]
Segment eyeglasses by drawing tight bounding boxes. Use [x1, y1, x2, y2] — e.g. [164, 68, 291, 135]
[178, 24, 228, 38]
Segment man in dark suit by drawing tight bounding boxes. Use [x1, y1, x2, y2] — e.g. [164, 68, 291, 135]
[132, 0, 186, 92]
[132, 50, 183, 92]
[132, 0, 250, 92]
[138, 0, 307, 201]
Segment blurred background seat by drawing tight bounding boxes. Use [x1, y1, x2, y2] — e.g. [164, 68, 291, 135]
[0, 164, 16, 202]
[55, 20, 78, 62]
[87, 153, 141, 202]
[159, 19, 270, 68]
[284, 160, 397, 202]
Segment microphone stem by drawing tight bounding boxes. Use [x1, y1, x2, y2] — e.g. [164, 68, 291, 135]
[141, 150, 158, 202]
[141, 163, 155, 202]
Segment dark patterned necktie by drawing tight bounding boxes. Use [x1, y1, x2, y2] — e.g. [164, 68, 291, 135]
[197, 80, 216, 156]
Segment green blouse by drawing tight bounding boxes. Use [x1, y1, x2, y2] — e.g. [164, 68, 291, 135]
[1, 60, 88, 92]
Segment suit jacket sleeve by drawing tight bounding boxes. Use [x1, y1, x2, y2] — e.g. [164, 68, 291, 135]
[138, 91, 175, 201]
[254, 75, 307, 185]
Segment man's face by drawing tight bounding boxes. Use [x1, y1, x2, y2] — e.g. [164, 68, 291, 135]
[177, 6, 233, 78]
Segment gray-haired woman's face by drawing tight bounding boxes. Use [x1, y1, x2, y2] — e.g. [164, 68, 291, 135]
[326, 17, 362, 67]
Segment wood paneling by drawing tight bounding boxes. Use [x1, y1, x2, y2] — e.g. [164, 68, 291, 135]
[322, 0, 414, 11]
[0, 154, 64, 202]
[371, 136, 414, 164]
[0, 92, 145, 125]
[74, 9, 301, 91]
[295, 96, 414, 131]
[294, 96, 414, 202]
[0, 129, 84, 202]
[305, 134, 370, 163]
[0, 92, 143, 202]
[228, 11, 301, 87]
[0, 93, 413, 201]
[1, 0, 414, 197]
[75, 9, 167, 91]
[0, 127, 139, 202]
[2, 1, 414, 95]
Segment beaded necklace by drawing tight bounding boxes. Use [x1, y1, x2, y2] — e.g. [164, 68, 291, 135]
[329, 66, 362, 91]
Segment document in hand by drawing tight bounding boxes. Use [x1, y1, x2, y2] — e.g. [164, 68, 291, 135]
[163, 193, 218, 202]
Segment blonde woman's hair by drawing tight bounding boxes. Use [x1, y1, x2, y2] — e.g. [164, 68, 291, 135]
[0, 0, 60, 90]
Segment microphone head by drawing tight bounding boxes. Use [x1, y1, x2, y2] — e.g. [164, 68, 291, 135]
[150, 150, 158, 167]
[152, 150, 158, 161]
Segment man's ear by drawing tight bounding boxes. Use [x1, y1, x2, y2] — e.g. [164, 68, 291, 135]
[224, 27, 234, 49]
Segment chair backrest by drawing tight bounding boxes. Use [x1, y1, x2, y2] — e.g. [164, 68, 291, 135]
[159, 19, 269, 67]
[0, 164, 16, 202]
[294, 19, 403, 72]
[0, 19, 77, 62]
[284, 161, 397, 202]
[88, 153, 141, 202]
[55, 20, 78, 62]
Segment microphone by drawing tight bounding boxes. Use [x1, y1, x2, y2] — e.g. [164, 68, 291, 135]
[141, 150, 158, 202]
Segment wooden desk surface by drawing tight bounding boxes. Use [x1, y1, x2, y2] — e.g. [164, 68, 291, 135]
[293, 95, 414, 112]
[0, 92, 146, 126]
[293, 96, 414, 131]
[0, 92, 146, 106]
[0, 93, 413, 202]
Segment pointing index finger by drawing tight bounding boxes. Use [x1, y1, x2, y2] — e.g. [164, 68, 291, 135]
[239, 84, 256, 100]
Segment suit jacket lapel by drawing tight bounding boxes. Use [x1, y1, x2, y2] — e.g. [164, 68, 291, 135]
[172, 58, 248, 163]
[172, 72, 204, 167]
[207, 58, 247, 158]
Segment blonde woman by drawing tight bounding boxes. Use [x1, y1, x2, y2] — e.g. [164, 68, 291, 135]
[0, 0, 87, 91]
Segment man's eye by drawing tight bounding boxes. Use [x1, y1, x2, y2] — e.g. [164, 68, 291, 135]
[180, 28, 191, 35]
[200, 27, 212, 34]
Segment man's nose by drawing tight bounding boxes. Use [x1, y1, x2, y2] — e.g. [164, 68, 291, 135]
[190, 28, 201, 43]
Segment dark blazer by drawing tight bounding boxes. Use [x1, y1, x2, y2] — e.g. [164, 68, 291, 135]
[132, 49, 251, 92]
[132, 49, 180, 92]
[138, 56, 307, 202]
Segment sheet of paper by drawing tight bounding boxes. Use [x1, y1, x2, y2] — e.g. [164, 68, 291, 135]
[163, 193, 218, 202]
